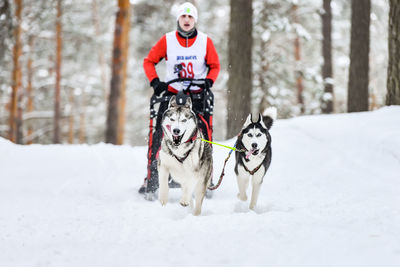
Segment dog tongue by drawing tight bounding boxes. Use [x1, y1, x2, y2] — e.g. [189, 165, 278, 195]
[246, 149, 255, 159]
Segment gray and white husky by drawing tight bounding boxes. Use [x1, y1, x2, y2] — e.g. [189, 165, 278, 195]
[235, 107, 277, 210]
[158, 95, 212, 216]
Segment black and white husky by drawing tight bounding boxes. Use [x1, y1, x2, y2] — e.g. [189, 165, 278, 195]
[235, 108, 277, 210]
[158, 95, 212, 216]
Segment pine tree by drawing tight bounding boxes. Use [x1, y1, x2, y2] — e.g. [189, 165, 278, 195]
[321, 0, 333, 113]
[386, 0, 400, 105]
[54, 0, 63, 143]
[106, 0, 130, 144]
[347, 0, 371, 112]
[226, 0, 252, 138]
[9, 0, 22, 143]
[292, 4, 305, 114]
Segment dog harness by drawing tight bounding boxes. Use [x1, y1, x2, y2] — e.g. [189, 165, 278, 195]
[242, 162, 263, 175]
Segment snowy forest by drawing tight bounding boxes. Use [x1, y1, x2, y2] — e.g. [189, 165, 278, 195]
[1, 1, 400, 266]
[0, 0, 399, 145]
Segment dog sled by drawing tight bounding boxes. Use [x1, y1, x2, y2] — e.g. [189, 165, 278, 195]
[144, 75, 215, 196]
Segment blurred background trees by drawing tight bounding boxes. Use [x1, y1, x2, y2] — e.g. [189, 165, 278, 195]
[0, 0, 393, 145]
[386, 0, 400, 106]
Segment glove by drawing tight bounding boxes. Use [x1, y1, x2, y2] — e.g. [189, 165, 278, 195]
[151, 78, 168, 96]
[203, 78, 214, 89]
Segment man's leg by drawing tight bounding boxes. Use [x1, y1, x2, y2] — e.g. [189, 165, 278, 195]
[139, 101, 169, 196]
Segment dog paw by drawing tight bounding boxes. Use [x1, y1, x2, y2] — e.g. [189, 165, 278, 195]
[159, 195, 168, 206]
[180, 201, 189, 207]
[237, 193, 247, 201]
[193, 209, 201, 216]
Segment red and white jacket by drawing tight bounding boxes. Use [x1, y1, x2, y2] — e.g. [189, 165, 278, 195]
[143, 30, 220, 93]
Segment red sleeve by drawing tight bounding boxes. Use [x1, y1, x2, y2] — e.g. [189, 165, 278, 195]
[143, 35, 167, 83]
[205, 37, 220, 83]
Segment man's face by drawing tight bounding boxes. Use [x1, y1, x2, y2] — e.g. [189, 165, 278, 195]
[178, 14, 195, 32]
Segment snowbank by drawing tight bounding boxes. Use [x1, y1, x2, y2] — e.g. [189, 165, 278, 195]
[1, 107, 399, 267]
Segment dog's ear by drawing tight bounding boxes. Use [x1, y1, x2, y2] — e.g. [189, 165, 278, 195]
[169, 95, 177, 109]
[262, 107, 277, 130]
[184, 96, 192, 109]
[256, 113, 262, 123]
[258, 113, 268, 129]
[242, 114, 252, 129]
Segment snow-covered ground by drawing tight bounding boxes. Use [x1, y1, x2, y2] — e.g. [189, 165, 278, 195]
[1, 107, 400, 267]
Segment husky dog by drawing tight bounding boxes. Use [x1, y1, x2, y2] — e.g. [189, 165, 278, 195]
[235, 108, 277, 210]
[158, 95, 212, 216]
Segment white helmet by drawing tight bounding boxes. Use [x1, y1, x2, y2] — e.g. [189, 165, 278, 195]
[176, 2, 198, 22]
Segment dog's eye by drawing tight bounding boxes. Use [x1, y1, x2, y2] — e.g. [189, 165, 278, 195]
[170, 118, 175, 122]
[256, 133, 262, 137]
[247, 133, 253, 138]
[181, 119, 187, 122]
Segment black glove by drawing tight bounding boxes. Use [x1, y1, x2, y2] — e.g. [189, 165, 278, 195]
[151, 78, 168, 96]
[203, 78, 213, 89]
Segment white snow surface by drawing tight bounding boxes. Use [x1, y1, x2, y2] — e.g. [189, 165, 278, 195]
[1, 107, 400, 267]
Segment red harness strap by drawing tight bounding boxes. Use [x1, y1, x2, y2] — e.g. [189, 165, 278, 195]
[198, 114, 212, 141]
[146, 119, 154, 179]
[184, 129, 198, 143]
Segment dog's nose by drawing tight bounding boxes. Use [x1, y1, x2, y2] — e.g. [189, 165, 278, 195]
[173, 128, 180, 135]
[251, 143, 258, 149]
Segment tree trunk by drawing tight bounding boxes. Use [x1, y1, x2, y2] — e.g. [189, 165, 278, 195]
[117, 2, 130, 145]
[16, 80, 23, 144]
[26, 36, 34, 145]
[92, 0, 109, 103]
[68, 88, 74, 144]
[9, 0, 22, 143]
[54, 0, 63, 143]
[321, 0, 334, 113]
[79, 91, 86, 144]
[106, 0, 130, 144]
[227, 0, 252, 138]
[347, 0, 370, 112]
[293, 4, 305, 114]
[386, 0, 400, 105]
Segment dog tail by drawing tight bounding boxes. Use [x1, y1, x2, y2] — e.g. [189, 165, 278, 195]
[262, 107, 277, 130]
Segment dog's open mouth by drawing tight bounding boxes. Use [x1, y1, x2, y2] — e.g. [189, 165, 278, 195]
[172, 134, 183, 146]
[246, 148, 260, 159]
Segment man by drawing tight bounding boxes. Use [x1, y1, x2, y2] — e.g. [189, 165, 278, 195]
[139, 2, 220, 197]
